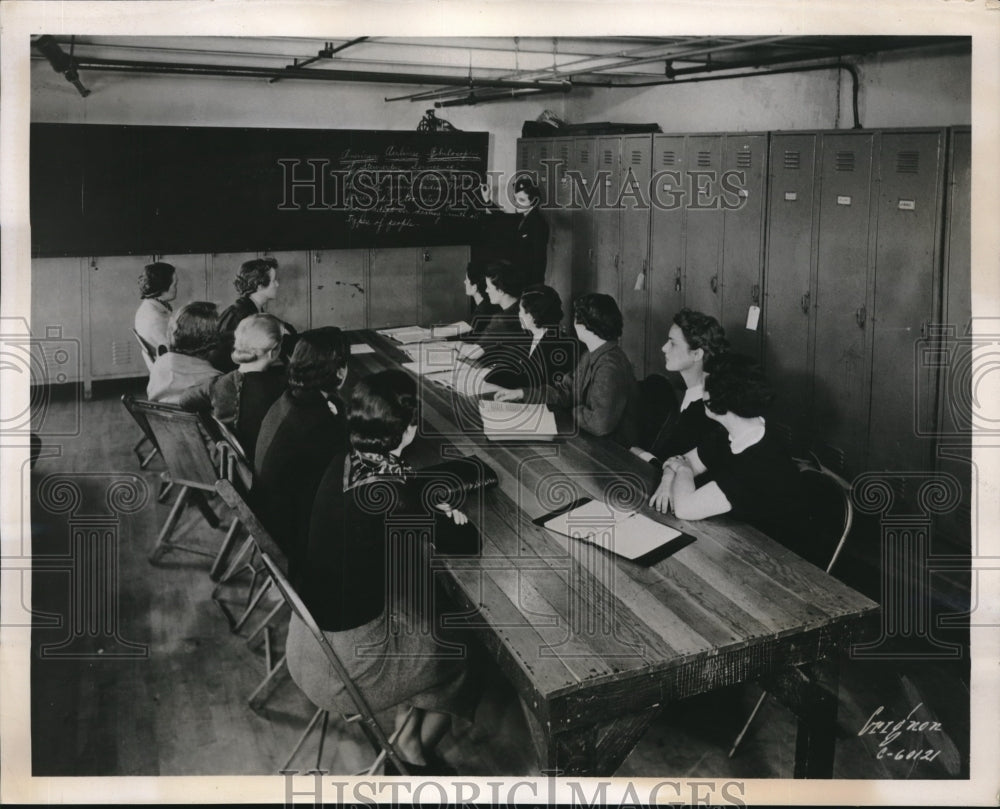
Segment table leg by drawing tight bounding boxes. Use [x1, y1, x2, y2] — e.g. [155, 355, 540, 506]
[764, 661, 840, 778]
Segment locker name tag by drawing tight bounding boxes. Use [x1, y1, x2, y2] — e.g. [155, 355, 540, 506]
[784, 191, 798, 201]
[746, 305, 761, 331]
[898, 199, 916, 211]
[837, 195, 852, 206]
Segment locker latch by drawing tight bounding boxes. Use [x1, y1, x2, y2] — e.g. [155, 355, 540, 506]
[674, 267, 682, 292]
[801, 291, 811, 314]
[855, 306, 867, 328]
[710, 274, 719, 294]
[751, 284, 760, 305]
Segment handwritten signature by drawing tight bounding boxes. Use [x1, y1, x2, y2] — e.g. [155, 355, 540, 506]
[857, 703, 944, 763]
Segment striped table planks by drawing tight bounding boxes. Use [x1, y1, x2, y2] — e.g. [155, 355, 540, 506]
[348, 330, 880, 776]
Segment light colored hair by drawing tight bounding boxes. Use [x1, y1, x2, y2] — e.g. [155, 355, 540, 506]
[231, 313, 282, 365]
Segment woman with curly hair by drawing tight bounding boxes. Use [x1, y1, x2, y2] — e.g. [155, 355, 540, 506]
[178, 313, 286, 462]
[134, 261, 177, 361]
[253, 327, 350, 577]
[145, 301, 222, 404]
[652, 353, 812, 554]
[289, 369, 478, 776]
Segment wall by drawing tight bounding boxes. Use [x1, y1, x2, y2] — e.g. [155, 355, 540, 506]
[562, 43, 969, 132]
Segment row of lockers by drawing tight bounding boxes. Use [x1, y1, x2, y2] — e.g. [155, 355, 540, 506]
[30, 245, 470, 396]
[517, 127, 970, 483]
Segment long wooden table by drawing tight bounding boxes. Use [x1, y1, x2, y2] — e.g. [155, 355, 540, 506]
[347, 330, 880, 777]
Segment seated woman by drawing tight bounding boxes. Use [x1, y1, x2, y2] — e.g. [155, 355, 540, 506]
[253, 327, 350, 579]
[177, 313, 287, 464]
[462, 260, 501, 338]
[146, 301, 222, 404]
[640, 309, 728, 475]
[134, 261, 177, 363]
[289, 370, 478, 776]
[216, 257, 296, 371]
[459, 260, 526, 358]
[484, 284, 575, 391]
[650, 353, 812, 555]
[495, 293, 640, 446]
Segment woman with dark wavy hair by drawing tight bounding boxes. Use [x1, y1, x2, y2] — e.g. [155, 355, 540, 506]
[134, 261, 177, 360]
[253, 327, 350, 576]
[652, 353, 812, 554]
[289, 369, 477, 776]
[146, 301, 222, 403]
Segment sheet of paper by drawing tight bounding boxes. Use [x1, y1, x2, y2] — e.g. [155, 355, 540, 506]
[544, 501, 682, 561]
[426, 364, 505, 396]
[431, 321, 473, 339]
[479, 400, 558, 440]
[349, 342, 375, 354]
[378, 325, 434, 344]
[402, 341, 460, 371]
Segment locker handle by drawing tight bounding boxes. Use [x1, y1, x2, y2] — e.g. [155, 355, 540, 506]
[613, 254, 620, 270]
[751, 284, 760, 304]
[710, 274, 719, 294]
[588, 248, 593, 263]
[800, 291, 811, 314]
[855, 306, 866, 328]
[423, 250, 431, 262]
[674, 267, 682, 293]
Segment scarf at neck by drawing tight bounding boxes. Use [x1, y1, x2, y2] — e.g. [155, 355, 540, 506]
[345, 449, 413, 491]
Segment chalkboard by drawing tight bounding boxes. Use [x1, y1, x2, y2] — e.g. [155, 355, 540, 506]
[30, 124, 490, 257]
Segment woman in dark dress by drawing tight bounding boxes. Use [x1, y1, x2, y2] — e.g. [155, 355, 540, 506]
[178, 313, 286, 463]
[654, 353, 813, 556]
[288, 370, 478, 775]
[252, 327, 350, 579]
[463, 260, 501, 337]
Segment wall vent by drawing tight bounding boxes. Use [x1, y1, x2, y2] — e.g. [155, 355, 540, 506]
[697, 151, 712, 168]
[896, 151, 920, 174]
[736, 151, 752, 170]
[784, 150, 801, 170]
[835, 151, 856, 172]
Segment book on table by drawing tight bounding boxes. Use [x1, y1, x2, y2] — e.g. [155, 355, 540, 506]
[535, 497, 696, 565]
[478, 400, 558, 441]
[377, 325, 434, 344]
[431, 321, 473, 339]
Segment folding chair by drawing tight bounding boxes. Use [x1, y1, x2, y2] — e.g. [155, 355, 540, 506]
[121, 394, 171, 500]
[259, 552, 415, 776]
[213, 478, 291, 711]
[728, 455, 854, 758]
[123, 395, 241, 572]
[132, 327, 159, 373]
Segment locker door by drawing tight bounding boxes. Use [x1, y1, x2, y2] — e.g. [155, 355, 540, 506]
[867, 130, 946, 475]
[593, 136, 622, 299]
[31, 257, 84, 385]
[87, 255, 156, 379]
[645, 135, 686, 374]
[309, 249, 367, 330]
[535, 139, 554, 207]
[516, 139, 535, 173]
[936, 127, 971, 548]
[547, 138, 575, 326]
[762, 133, 819, 454]
[682, 135, 724, 322]
[368, 247, 418, 328]
[209, 252, 257, 310]
[157, 253, 208, 305]
[811, 132, 876, 476]
[721, 134, 767, 360]
[619, 135, 652, 376]
[261, 250, 311, 331]
[569, 138, 597, 298]
[419, 244, 471, 325]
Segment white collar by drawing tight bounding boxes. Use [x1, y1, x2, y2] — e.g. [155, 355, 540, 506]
[680, 384, 704, 412]
[729, 417, 766, 455]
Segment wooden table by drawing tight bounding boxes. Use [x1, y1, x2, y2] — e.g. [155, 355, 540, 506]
[347, 330, 880, 777]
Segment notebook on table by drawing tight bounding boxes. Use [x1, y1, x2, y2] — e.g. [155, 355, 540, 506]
[478, 400, 558, 441]
[534, 497, 696, 566]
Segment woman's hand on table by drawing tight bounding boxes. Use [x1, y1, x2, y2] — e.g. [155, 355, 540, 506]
[649, 473, 674, 514]
[458, 343, 484, 361]
[435, 503, 469, 525]
[494, 388, 524, 402]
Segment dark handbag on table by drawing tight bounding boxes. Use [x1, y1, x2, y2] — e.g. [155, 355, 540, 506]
[407, 456, 498, 556]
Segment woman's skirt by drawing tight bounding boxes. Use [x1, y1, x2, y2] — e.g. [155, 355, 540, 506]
[286, 607, 478, 722]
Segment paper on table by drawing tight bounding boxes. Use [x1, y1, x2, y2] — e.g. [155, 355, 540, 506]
[427, 364, 505, 396]
[479, 400, 558, 440]
[543, 500, 683, 561]
[431, 321, 473, 339]
[378, 325, 434, 344]
[350, 342, 376, 355]
[402, 341, 460, 370]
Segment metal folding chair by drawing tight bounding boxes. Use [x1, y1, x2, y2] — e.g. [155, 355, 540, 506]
[259, 551, 414, 776]
[130, 329, 162, 468]
[728, 455, 854, 758]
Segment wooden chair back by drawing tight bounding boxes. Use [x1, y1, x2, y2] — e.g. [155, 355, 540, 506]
[214, 479, 286, 571]
[132, 328, 159, 373]
[125, 396, 219, 490]
[795, 456, 854, 574]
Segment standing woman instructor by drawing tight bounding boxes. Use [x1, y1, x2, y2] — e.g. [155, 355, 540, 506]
[481, 176, 549, 287]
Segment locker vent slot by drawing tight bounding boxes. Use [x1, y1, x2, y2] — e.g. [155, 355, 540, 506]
[896, 151, 920, 174]
[662, 151, 677, 166]
[559, 146, 570, 161]
[835, 151, 856, 172]
[630, 150, 643, 166]
[603, 150, 614, 166]
[697, 151, 712, 167]
[580, 151, 590, 165]
[111, 340, 134, 367]
[736, 151, 752, 169]
[783, 151, 801, 170]
[539, 146, 549, 160]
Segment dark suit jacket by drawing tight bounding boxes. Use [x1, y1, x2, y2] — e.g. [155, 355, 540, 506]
[514, 206, 549, 287]
[485, 329, 578, 391]
[214, 297, 298, 372]
[474, 302, 527, 364]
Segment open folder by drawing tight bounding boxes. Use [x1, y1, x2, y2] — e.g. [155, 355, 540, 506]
[479, 400, 558, 441]
[535, 498, 696, 565]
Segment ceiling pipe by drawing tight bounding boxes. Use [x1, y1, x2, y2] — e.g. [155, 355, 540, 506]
[435, 85, 571, 108]
[269, 36, 369, 83]
[69, 55, 572, 92]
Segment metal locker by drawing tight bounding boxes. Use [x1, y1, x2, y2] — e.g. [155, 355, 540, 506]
[569, 138, 597, 299]
[644, 135, 686, 374]
[547, 138, 575, 325]
[618, 135, 653, 377]
[762, 133, 819, 453]
[31, 257, 85, 386]
[368, 247, 419, 328]
[593, 136, 623, 300]
[309, 249, 367, 330]
[682, 135, 725, 322]
[209, 252, 258, 310]
[866, 129, 946, 475]
[419, 244, 471, 326]
[534, 139, 554, 207]
[87, 255, 158, 380]
[261, 250, 311, 331]
[157, 253, 208, 303]
[810, 131, 877, 476]
[515, 139, 534, 174]
[720, 134, 767, 361]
